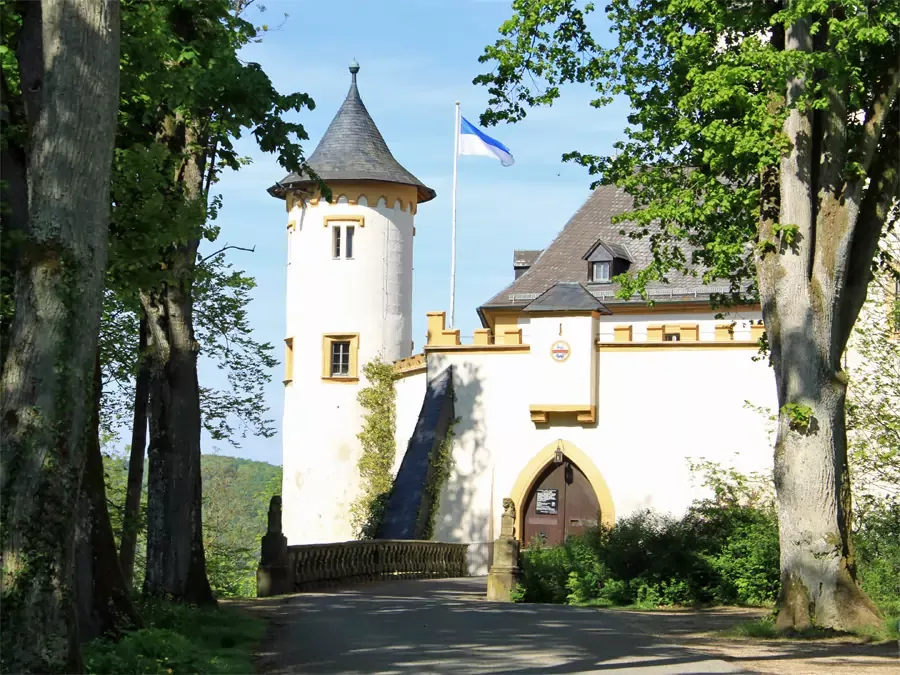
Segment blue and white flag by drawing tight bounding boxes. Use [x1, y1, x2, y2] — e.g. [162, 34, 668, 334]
[458, 116, 515, 167]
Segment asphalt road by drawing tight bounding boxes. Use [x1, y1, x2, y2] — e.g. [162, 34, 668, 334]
[251, 577, 749, 674]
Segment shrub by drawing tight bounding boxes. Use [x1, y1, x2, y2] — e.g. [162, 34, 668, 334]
[855, 497, 900, 618]
[516, 504, 780, 609]
[84, 599, 264, 674]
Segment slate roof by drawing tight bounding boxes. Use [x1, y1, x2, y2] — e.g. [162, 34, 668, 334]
[268, 63, 436, 204]
[482, 184, 724, 311]
[522, 282, 611, 314]
[514, 249, 543, 268]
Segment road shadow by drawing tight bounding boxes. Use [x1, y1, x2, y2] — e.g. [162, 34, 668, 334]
[242, 577, 757, 674]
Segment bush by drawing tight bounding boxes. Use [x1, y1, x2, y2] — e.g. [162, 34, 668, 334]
[855, 497, 900, 618]
[516, 504, 781, 609]
[84, 599, 264, 674]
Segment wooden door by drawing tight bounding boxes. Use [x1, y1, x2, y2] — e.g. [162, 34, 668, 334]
[522, 459, 600, 547]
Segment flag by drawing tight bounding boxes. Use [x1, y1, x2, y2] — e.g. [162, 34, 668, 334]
[458, 116, 515, 167]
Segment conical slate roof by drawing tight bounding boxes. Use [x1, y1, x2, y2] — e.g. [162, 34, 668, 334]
[268, 62, 436, 203]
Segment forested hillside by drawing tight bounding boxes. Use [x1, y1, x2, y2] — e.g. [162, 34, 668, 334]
[105, 452, 281, 597]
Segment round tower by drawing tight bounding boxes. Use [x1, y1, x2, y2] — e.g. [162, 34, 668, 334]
[269, 62, 435, 545]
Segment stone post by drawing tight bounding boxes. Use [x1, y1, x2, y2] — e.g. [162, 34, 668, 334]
[257, 495, 290, 597]
[486, 498, 522, 601]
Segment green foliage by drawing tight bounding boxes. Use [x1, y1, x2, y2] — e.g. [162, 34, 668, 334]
[516, 460, 899, 616]
[781, 403, 814, 433]
[201, 454, 282, 597]
[83, 599, 264, 674]
[516, 461, 781, 608]
[475, 0, 898, 301]
[847, 256, 900, 500]
[351, 358, 397, 539]
[419, 417, 458, 541]
[103, 450, 280, 598]
[854, 499, 900, 620]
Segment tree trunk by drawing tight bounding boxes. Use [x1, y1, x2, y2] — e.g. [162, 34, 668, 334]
[120, 312, 150, 589]
[74, 353, 141, 641]
[141, 263, 215, 606]
[757, 12, 883, 633]
[0, 1, 120, 671]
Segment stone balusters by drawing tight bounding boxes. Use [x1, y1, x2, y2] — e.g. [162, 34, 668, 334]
[486, 498, 522, 601]
[257, 529, 469, 597]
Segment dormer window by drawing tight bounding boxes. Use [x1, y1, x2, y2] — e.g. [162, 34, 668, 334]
[584, 238, 631, 284]
[592, 261, 611, 283]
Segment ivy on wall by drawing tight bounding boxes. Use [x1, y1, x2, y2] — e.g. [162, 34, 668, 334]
[351, 357, 397, 539]
[419, 416, 459, 541]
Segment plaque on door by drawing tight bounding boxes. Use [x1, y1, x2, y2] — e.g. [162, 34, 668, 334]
[535, 488, 559, 515]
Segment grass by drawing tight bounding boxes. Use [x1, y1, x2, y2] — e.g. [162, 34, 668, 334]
[84, 599, 265, 674]
[723, 612, 900, 643]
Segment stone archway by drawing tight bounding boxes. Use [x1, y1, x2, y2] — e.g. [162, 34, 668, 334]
[509, 440, 615, 542]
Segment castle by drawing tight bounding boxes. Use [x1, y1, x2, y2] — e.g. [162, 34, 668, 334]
[269, 63, 777, 574]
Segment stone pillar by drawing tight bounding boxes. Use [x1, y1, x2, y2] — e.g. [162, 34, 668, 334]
[257, 495, 291, 597]
[486, 498, 522, 602]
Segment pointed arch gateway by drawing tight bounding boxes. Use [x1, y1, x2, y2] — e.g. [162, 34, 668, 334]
[510, 440, 615, 545]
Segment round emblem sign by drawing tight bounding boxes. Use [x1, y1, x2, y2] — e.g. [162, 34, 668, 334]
[551, 340, 570, 362]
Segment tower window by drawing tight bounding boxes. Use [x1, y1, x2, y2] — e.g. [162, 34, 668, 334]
[664, 332, 681, 342]
[345, 225, 354, 259]
[592, 261, 610, 282]
[330, 341, 351, 376]
[332, 225, 341, 259]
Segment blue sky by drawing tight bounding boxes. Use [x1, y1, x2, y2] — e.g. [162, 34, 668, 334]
[203, 0, 627, 465]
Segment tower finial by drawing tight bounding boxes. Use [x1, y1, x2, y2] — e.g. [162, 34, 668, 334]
[349, 58, 360, 84]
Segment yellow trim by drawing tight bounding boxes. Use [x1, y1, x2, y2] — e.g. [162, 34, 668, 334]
[647, 325, 664, 341]
[680, 324, 699, 341]
[509, 439, 615, 541]
[597, 341, 760, 351]
[283, 337, 294, 385]
[473, 329, 492, 346]
[393, 353, 426, 379]
[528, 404, 595, 425]
[323, 215, 365, 228]
[613, 325, 633, 343]
[715, 323, 735, 341]
[491, 312, 520, 344]
[425, 345, 530, 354]
[503, 328, 523, 346]
[425, 311, 461, 346]
[321, 333, 360, 380]
[290, 181, 418, 214]
[750, 323, 766, 341]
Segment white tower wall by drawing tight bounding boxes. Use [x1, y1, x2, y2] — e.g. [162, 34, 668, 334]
[281, 190, 417, 544]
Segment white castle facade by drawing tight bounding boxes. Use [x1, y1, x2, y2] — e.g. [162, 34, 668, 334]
[270, 63, 778, 573]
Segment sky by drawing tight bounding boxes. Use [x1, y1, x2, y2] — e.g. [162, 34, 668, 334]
[201, 0, 629, 465]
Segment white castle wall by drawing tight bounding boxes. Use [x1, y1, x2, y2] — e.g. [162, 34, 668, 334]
[281, 194, 415, 545]
[415, 309, 777, 575]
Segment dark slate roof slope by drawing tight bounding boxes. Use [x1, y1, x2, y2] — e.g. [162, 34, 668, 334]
[268, 63, 436, 204]
[482, 184, 714, 309]
[523, 282, 610, 313]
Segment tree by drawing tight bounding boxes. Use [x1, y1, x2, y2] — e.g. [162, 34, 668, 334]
[0, 0, 120, 670]
[475, 0, 898, 631]
[846, 235, 900, 504]
[108, 0, 309, 604]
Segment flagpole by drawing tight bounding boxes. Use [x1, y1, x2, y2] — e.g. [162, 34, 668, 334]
[449, 101, 460, 329]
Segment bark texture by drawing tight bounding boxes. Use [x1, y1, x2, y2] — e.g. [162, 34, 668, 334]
[119, 313, 150, 589]
[0, 0, 120, 670]
[141, 122, 215, 606]
[74, 354, 141, 641]
[756, 12, 899, 632]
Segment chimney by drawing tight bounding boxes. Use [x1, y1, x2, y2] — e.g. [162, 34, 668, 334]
[513, 249, 542, 280]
